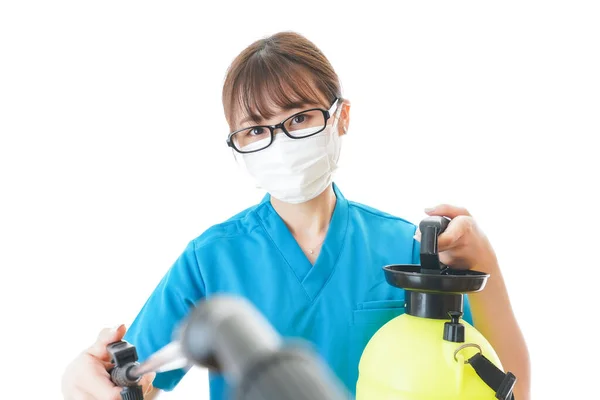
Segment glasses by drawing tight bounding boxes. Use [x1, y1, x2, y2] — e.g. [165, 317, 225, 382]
[226, 98, 339, 154]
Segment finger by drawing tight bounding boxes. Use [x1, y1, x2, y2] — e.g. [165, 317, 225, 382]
[68, 388, 97, 400]
[76, 381, 122, 400]
[439, 251, 471, 270]
[415, 218, 468, 250]
[77, 357, 123, 400]
[79, 386, 122, 400]
[140, 372, 156, 395]
[425, 204, 471, 219]
[87, 325, 127, 361]
[144, 383, 155, 397]
[437, 216, 471, 250]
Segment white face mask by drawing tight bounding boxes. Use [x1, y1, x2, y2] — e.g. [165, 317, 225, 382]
[235, 108, 343, 204]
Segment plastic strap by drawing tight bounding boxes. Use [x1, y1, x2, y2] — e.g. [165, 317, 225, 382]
[467, 353, 517, 400]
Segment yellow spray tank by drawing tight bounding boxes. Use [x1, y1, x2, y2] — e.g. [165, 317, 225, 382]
[356, 216, 517, 400]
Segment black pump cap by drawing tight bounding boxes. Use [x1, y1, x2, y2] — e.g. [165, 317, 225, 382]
[443, 311, 465, 343]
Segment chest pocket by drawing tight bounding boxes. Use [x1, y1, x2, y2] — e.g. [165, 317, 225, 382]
[345, 298, 406, 394]
[352, 299, 406, 325]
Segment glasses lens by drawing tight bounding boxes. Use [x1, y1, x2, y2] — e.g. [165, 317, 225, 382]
[284, 110, 326, 138]
[232, 126, 272, 153]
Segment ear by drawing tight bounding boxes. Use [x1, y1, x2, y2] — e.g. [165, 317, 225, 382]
[336, 99, 351, 137]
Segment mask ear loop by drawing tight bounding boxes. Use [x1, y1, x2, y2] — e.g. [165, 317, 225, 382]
[327, 98, 345, 169]
[329, 98, 344, 132]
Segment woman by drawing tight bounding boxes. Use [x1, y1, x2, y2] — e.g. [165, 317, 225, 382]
[61, 31, 530, 400]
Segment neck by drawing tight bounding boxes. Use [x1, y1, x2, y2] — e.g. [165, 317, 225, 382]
[270, 185, 337, 238]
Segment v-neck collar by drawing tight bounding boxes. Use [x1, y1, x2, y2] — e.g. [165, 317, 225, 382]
[255, 183, 350, 302]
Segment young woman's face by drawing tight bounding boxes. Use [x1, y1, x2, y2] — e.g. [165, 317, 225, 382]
[226, 85, 351, 204]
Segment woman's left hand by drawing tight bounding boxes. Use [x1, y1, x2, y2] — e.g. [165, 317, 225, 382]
[414, 204, 498, 272]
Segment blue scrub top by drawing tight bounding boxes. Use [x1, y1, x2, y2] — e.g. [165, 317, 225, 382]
[124, 183, 472, 399]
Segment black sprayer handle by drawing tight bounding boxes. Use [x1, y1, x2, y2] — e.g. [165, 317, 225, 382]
[419, 216, 451, 272]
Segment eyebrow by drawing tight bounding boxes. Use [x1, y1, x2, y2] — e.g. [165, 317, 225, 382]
[238, 101, 311, 126]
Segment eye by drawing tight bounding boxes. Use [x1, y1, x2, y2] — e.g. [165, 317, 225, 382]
[249, 127, 266, 136]
[291, 114, 307, 125]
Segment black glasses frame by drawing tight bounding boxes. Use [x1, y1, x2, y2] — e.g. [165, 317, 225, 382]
[226, 98, 340, 154]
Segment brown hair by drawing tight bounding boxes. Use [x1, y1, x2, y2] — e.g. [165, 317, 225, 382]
[222, 31, 342, 130]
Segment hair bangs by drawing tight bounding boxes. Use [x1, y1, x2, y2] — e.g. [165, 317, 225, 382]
[231, 55, 329, 127]
[222, 32, 342, 131]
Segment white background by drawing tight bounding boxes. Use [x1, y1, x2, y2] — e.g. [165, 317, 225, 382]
[1, 1, 599, 399]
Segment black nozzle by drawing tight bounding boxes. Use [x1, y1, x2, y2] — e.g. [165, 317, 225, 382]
[419, 216, 450, 273]
[107, 341, 144, 400]
[119, 386, 144, 400]
[443, 311, 465, 342]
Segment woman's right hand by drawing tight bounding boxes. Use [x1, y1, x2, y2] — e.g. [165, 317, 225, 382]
[61, 325, 155, 400]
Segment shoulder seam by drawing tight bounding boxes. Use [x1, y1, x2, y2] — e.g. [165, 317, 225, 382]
[192, 205, 264, 249]
[189, 240, 207, 295]
[193, 224, 262, 250]
[349, 202, 416, 226]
